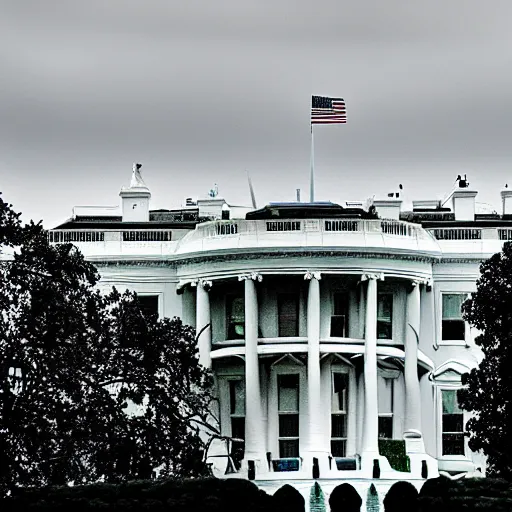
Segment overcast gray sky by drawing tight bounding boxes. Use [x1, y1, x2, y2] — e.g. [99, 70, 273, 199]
[2, 0, 512, 227]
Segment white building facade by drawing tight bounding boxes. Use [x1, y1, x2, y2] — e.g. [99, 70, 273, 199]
[49, 166, 508, 503]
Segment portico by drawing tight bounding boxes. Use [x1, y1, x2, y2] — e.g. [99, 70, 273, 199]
[192, 267, 433, 479]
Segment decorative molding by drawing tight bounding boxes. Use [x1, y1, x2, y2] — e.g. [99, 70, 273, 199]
[304, 271, 322, 281]
[238, 272, 263, 282]
[361, 272, 385, 281]
[190, 278, 213, 291]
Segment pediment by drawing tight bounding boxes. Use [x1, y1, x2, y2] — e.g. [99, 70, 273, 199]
[432, 359, 474, 382]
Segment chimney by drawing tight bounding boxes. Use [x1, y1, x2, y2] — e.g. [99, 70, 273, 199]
[373, 198, 402, 220]
[501, 187, 512, 216]
[443, 188, 478, 221]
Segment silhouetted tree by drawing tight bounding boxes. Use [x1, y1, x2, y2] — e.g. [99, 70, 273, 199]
[458, 242, 512, 479]
[0, 194, 213, 496]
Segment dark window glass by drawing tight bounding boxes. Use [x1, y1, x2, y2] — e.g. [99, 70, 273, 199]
[377, 294, 393, 339]
[226, 296, 245, 340]
[279, 415, 299, 437]
[442, 434, 465, 455]
[137, 295, 159, 318]
[442, 294, 467, 340]
[331, 440, 347, 457]
[331, 415, 347, 438]
[331, 293, 349, 337]
[378, 416, 393, 439]
[231, 417, 245, 440]
[278, 294, 299, 337]
[279, 440, 299, 458]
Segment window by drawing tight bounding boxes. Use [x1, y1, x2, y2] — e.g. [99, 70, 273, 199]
[278, 294, 299, 337]
[331, 293, 349, 337]
[442, 389, 465, 455]
[331, 373, 348, 456]
[136, 295, 159, 318]
[226, 296, 245, 340]
[378, 375, 394, 439]
[229, 379, 245, 464]
[442, 294, 467, 341]
[278, 374, 300, 458]
[377, 294, 393, 339]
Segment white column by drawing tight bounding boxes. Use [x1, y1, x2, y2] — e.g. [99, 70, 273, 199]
[195, 279, 212, 368]
[240, 273, 266, 465]
[305, 271, 325, 462]
[361, 274, 379, 461]
[405, 281, 422, 433]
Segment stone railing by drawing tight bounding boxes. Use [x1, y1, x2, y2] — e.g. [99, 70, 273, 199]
[193, 219, 430, 240]
[49, 229, 174, 243]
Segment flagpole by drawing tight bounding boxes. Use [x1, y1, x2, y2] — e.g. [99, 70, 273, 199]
[309, 124, 315, 203]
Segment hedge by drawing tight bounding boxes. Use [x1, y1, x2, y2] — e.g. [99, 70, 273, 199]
[378, 439, 410, 473]
[1, 478, 277, 512]
[419, 476, 512, 512]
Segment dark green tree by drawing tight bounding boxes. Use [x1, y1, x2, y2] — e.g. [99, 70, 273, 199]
[0, 194, 213, 496]
[458, 241, 512, 479]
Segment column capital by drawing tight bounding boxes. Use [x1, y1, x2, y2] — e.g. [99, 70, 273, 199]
[191, 278, 213, 291]
[238, 272, 263, 282]
[304, 271, 322, 281]
[361, 272, 384, 282]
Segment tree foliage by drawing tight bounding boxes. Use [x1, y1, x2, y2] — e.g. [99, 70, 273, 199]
[458, 241, 512, 479]
[0, 194, 214, 496]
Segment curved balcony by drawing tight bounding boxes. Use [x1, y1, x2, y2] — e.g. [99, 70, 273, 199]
[174, 218, 442, 259]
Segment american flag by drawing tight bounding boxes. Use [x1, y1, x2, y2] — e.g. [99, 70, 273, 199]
[311, 95, 346, 125]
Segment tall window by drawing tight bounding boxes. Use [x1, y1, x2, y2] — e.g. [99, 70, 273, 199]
[278, 374, 300, 458]
[442, 294, 467, 341]
[229, 379, 245, 463]
[331, 373, 348, 456]
[331, 293, 349, 337]
[377, 293, 393, 339]
[378, 376, 394, 439]
[136, 295, 159, 318]
[226, 296, 245, 340]
[442, 389, 465, 455]
[278, 294, 299, 337]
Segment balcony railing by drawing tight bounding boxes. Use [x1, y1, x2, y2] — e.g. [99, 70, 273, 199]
[49, 229, 174, 243]
[431, 228, 482, 240]
[192, 218, 430, 240]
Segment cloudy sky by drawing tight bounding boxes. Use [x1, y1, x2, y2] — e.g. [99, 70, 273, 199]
[2, 1, 512, 227]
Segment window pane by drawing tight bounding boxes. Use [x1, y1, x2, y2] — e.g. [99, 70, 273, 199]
[443, 414, 463, 433]
[279, 439, 299, 458]
[279, 414, 299, 437]
[331, 415, 347, 438]
[377, 294, 393, 339]
[137, 295, 159, 317]
[227, 296, 245, 339]
[442, 434, 465, 455]
[331, 440, 346, 457]
[333, 293, 348, 316]
[378, 416, 393, 439]
[442, 320, 465, 340]
[332, 373, 348, 411]
[442, 390, 462, 414]
[229, 380, 245, 415]
[442, 294, 466, 319]
[278, 294, 299, 337]
[278, 375, 299, 411]
[330, 316, 347, 337]
[231, 417, 245, 440]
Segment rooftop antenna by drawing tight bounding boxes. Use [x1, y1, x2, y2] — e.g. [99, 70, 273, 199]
[246, 170, 258, 209]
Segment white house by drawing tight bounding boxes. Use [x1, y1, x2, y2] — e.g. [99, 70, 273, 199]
[49, 165, 505, 504]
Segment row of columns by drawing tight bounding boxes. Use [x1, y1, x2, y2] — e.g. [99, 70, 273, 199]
[194, 272, 423, 472]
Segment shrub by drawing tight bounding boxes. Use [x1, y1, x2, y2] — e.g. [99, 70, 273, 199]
[378, 440, 410, 473]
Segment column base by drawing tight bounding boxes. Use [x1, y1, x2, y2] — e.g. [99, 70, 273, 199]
[242, 454, 269, 478]
[301, 451, 331, 478]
